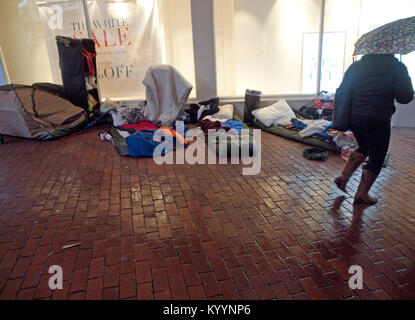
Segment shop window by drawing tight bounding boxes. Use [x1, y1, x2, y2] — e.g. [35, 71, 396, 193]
[214, 0, 323, 96]
[359, 0, 415, 80]
[0, 0, 196, 100]
[302, 32, 345, 93]
[322, 0, 415, 92]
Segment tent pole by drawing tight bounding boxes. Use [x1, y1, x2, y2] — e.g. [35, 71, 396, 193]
[316, 0, 326, 95]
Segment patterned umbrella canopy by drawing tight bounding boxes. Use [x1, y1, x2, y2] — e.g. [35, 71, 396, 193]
[353, 16, 415, 55]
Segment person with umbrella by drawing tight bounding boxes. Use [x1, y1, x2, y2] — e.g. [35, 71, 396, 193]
[334, 16, 414, 204]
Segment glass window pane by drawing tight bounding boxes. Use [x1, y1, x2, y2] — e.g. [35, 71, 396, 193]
[0, 0, 68, 85]
[401, 51, 415, 82]
[158, 0, 196, 98]
[0, 0, 196, 100]
[214, 0, 323, 96]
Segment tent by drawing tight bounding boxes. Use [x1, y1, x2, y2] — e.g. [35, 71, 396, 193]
[0, 84, 88, 141]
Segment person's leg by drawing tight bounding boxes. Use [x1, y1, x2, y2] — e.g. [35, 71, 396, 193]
[334, 118, 368, 192]
[351, 118, 370, 157]
[364, 120, 391, 175]
[354, 119, 391, 204]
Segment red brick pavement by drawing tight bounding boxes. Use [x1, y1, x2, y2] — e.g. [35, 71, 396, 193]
[0, 126, 414, 300]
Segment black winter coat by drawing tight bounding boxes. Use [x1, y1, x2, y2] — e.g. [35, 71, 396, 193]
[341, 54, 414, 121]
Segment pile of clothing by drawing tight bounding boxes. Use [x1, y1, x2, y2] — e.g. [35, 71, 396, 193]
[125, 123, 188, 157]
[194, 103, 246, 136]
[286, 118, 358, 157]
[103, 63, 256, 159]
[252, 99, 357, 155]
[197, 119, 244, 135]
[286, 118, 334, 142]
[185, 98, 220, 124]
[192, 104, 258, 158]
[297, 105, 333, 121]
[107, 119, 190, 158]
[102, 65, 193, 158]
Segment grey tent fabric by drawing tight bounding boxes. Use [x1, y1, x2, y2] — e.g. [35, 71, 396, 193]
[0, 85, 87, 140]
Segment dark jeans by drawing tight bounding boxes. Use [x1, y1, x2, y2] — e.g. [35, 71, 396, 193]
[351, 114, 391, 175]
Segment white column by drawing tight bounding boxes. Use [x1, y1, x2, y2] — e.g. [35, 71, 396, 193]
[190, 0, 217, 100]
[316, 0, 326, 94]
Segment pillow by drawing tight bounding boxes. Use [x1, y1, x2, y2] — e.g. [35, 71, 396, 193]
[251, 99, 295, 127]
[111, 102, 146, 127]
[202, 104, 234, 122]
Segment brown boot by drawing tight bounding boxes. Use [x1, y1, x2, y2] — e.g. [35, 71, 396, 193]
[334, 152, 366, 192]
[354, 169, 378, 204]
